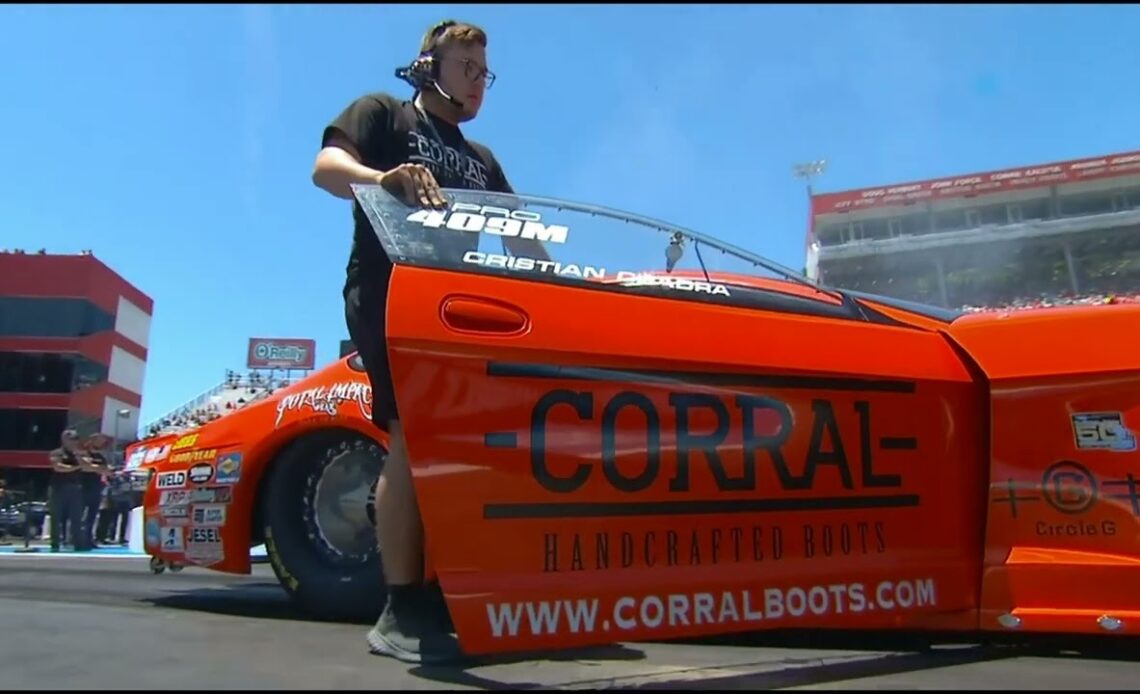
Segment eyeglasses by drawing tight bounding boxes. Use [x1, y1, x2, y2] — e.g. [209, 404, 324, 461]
[446, 57, 496, 89]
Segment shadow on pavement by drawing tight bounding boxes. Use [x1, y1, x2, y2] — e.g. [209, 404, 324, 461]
[411, 644, 650, 690]
[406, 630, 1140, 690]
[408, 645, 1006, 691]
[138, 584, 1140, 690]
[143, 582, 314, 622]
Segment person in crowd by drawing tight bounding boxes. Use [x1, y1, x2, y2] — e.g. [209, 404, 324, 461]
[77, 434, 113, 550]
[49, 430, 86, 552]
[99, 466, 133, 545]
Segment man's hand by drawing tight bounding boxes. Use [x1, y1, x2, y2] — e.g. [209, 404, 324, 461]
[377, 164, 448, 210]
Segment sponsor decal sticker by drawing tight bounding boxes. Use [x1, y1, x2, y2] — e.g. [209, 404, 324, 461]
[170, 449, 217, 465]
[189, 486, 233, 504]
[172, 433, 200, 451]
[144, 445, 170, 464]
[159, 490, 189, 506]
[127, 448, 146, 470]
[145, 518, 161, 549]
[161, 526, 184, 552]
[161, 506, 189, 520]
[156, 471, 187, 490]
[191, 504, 226, 527]
[214, 454, 242, 485]
[188, 463, 214, 485]
[184, 542, 225, 567]
[189, 527, 222, 544]
[991, 459, 1140, 538]
[274, 383, 373, 427]
[1072, 412, 1136, 452]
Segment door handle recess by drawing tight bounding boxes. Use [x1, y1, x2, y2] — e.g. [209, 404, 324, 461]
[440, 296, 530, 335]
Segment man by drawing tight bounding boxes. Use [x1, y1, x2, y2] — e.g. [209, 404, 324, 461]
[99, 466, 133, 545]
[79, 434, 113, 550]
[48, 430, 85, 552]
[312, 18, 545, 665]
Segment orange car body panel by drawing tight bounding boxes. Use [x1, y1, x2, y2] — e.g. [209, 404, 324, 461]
[135, 257, 1140, 655]
[945, 304, 1140, 635]
[135, 360, 384, 574]
[386, 265, 991, 655]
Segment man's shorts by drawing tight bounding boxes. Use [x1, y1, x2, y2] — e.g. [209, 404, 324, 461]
[344, 276, 399, 431]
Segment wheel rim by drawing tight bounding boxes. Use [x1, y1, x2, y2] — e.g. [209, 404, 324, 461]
[306, 440, 384, 564]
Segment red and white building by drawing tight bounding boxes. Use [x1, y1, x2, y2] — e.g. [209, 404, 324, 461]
[0, 251, 152, 489]
[806, 150, 1140, 310]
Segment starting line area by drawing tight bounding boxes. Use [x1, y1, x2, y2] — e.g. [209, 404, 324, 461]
[3, 506, 268, 561]
[0, 543, 268, 560]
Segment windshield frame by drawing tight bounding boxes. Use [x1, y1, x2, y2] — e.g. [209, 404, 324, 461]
[351, 184, 958, 325]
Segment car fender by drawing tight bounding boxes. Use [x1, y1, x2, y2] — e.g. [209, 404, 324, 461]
[943, 303, 1140, 634]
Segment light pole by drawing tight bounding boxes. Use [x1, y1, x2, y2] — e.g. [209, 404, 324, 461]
[793, 160, 827, 280]
[115, 409, 131, 464]
[793, 159, 827, 197]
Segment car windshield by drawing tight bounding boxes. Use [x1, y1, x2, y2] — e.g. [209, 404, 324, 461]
[352, 185, 961, 321]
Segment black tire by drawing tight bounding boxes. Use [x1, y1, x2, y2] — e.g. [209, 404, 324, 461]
[261, 429, 387, 623]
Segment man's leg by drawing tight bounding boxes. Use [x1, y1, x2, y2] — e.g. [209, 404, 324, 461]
[49, 490, 63, 551]
[66, 486, 86, 551]
[345, 278, 459, 664]
[117, 502, 131, 543]
[81, 496, 98, 549]
[97, 505, 112, 544]
[373, 419, 422, 585]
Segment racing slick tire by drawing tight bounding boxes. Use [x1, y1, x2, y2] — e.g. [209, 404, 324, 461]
[261, 429, 387, 623]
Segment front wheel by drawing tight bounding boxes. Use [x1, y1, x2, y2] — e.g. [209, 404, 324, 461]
[261, 430, 387, 623]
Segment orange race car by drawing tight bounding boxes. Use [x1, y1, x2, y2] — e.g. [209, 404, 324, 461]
[134, 185, 1140, 658]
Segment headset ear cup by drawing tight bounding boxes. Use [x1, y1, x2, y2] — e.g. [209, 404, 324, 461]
[408, 55, 436, 86]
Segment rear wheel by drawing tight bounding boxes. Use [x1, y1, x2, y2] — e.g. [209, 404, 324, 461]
[261, 430, 386, 623]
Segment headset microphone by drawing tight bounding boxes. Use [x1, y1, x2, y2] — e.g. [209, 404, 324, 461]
[430, 81, 464, 110]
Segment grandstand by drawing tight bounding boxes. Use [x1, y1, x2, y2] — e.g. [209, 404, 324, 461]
[805, 150, 1140, 313]
[143, 370, 296, 438]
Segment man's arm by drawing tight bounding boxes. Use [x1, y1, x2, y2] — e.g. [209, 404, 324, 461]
[312, 137, 387, 201]
[50, 449, 75, 475]
[312, 95, 391, 200]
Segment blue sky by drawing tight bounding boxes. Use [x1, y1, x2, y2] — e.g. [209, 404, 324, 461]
[2, 4, 1139, 429]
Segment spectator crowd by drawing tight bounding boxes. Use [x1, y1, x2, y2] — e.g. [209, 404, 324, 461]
[959, 291, 1140, 314]
[144, 370, 295, 437]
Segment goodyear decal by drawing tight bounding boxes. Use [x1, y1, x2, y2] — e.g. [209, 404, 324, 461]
[169, 448, 217, 465]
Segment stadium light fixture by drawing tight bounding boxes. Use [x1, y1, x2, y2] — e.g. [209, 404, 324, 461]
[793, 160, 828, 194]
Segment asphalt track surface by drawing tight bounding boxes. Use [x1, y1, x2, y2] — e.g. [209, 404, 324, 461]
[2, 552, 1140, 690]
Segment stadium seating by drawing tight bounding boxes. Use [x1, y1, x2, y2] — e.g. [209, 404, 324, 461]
[143, 371, 294, 438]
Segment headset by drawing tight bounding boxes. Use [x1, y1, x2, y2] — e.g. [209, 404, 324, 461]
[395, 20, 466, 110]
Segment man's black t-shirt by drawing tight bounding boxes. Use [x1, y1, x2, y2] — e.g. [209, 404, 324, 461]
[322, 92, 514, 294]
[51, 449, 81, 489]
[81, 452, 108, 496]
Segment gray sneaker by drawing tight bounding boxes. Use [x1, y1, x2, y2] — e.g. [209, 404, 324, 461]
[366, 600, 465, 665]
[367, 604, 422, 663]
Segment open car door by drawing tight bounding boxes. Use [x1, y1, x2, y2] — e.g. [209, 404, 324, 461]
[353, 185, 989, 657]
